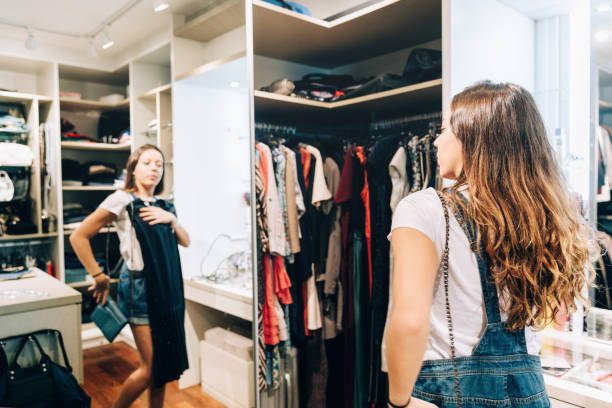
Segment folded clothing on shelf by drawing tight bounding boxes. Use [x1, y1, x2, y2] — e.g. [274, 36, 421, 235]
[63, 203, 91, 224]
[0, 115, 29, 134]
[82, 161, 118, 185]
[62, 159, 83, 182]
[263, 48, 442, 103]
[0, 103, 28, 134]
[61, 118, 97, 142]
[0, 143, 34, 166]
[64, 254, 106, 283]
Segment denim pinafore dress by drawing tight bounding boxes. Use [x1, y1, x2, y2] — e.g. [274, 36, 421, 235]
[412, 192, 550, 407]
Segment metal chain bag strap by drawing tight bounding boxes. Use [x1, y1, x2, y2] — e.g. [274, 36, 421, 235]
[435, 190, 462, 408]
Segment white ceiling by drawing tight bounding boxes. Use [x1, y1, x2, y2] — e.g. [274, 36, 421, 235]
[0, 0, 212, 63]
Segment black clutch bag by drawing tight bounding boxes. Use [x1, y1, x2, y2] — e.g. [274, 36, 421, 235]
[91, 298, 128, 342]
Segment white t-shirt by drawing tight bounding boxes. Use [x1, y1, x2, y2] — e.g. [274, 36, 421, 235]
[99, 190, 146, 271]
[385, 188, 541, 362]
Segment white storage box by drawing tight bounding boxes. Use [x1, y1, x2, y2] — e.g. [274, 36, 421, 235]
[99, 93, 124, 104]
[204, 327, 253, 361]
[201, 339, 254, 408]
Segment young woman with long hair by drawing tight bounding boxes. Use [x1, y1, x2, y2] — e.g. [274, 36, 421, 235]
[70, 144, 190, 408]
[385, 82, 592, 407]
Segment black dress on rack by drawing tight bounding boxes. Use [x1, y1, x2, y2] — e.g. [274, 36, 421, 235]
[127, 197, 189, 387]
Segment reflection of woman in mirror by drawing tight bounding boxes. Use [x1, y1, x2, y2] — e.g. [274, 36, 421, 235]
[70, 144, 190, 407]
[386, 82, 592, 407]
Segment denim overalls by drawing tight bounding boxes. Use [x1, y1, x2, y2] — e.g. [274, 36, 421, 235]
[412, 195, 550, 407]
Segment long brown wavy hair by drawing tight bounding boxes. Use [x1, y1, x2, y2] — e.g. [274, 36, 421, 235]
[445, 81, 592, 330]
[123, 144, 165, 195]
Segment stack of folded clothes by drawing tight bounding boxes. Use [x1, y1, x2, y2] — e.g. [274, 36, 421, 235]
[63, 203, 91, 229]
[62, 159, 121, 187]
[64, 253, 106, 283]
[0, 103, 29, 144]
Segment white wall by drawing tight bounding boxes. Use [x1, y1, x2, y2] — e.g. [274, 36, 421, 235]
[173, 57, 251, 279]
[448, 0, 535, 100]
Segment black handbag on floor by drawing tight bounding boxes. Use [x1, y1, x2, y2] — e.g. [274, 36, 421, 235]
[0, 330, 91, 408]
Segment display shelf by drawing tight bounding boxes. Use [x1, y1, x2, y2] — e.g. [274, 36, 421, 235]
[175, 51, 246, 82]
[0, 90, 52, 103]
[0, 232, 57, 241]
[68, 277, 118, 289]
[137, 83, 172, 101]
[601, 100, 612, 110]
[63, 227, 117, 235]
[59, 97, 130, 111]
[174, 0, 245, 42]
[253, 0, 441, 68]
[254, 78, 442, 116]
[62, 186, 120, 191]
[61, 141, 131, 151]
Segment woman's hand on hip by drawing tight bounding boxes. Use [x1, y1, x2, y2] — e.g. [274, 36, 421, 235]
[139, 206, 177, 226]
[88, 274, 110, 305]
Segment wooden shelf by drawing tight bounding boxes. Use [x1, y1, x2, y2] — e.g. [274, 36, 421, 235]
[60, 98, 130, 111]
[175, 51, 246, 82]
[0, 90, 52, 103]
[0, 232, 57, 241]
[69, 277, 118, 289]
[174, 0, 245, 42]
[601, 100, 612, 110]
[137, 83, 172, 101]
[61, 141, 131, 151]
[254, 78, 442, 117]
[62, 185, 120, 191]
[253, 0, 441, 68]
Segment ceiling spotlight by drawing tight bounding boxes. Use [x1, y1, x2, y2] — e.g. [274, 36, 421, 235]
[597, 3, 612, 13]
[230, 81, 240, 88]
[99, 26, 114, 49]
[24, 26, 36, 50]
[153, 0, 169, 12]
[595, 30, 609, 43]
[88, 39, 98, 58]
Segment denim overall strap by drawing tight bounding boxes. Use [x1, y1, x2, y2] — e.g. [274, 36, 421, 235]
[455, 203, 529, 356]
[459, 211, 502, 325]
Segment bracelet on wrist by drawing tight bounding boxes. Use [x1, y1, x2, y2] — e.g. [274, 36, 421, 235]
[388, 396, 411, 408]
[92, 271, 105, 278]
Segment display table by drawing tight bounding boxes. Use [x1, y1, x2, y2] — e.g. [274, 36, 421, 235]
[179, 276, 252, 389]
[0, 268, 83, 382]
[542, 328, 612, 407]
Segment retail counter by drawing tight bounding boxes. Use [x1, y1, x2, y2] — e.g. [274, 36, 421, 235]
[0, 268, 83, 382]
[180, 275, 252, 389]
[542, 326, 612, 407]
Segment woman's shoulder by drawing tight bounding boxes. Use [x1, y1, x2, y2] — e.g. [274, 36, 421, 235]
[99, 189, 132, 215]
[396, 188, 441, 213]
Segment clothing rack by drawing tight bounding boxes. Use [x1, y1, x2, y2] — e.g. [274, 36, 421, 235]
[369, 111, 442, 131]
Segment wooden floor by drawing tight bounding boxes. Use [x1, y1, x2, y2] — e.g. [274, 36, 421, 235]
[83, 342, 225, 408]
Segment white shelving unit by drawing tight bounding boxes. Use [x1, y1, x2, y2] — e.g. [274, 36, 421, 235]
[0, 56, 61, 280]
[254, 78, 442, 117]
